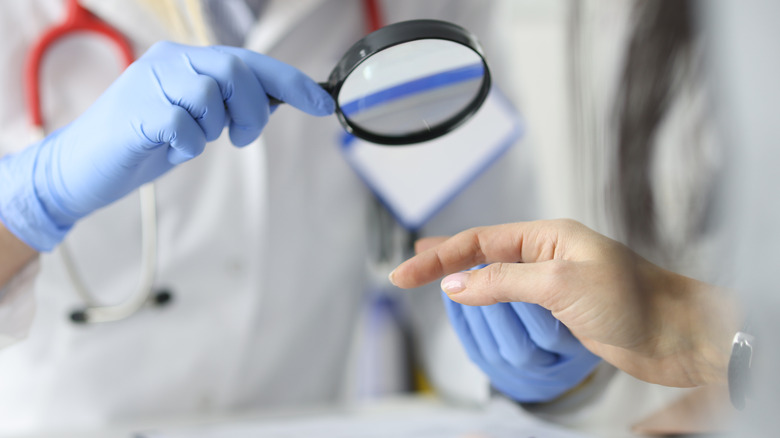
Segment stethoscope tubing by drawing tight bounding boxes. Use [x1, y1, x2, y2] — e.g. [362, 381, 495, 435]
[24, 0, 165, 324]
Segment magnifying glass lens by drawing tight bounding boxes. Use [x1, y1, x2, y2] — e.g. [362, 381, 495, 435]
[337, 39, 485, 139]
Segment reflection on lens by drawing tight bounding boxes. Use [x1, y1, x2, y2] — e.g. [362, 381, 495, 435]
[338, 39, 485, 138]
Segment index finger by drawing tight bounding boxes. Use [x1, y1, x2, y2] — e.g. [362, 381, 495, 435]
[214, 46, 334, 117]
[389, 220, 576, 289]
[414, 236, 448, 254]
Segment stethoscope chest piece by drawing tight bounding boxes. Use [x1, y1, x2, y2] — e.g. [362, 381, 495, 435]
[69, 288, 174, 324]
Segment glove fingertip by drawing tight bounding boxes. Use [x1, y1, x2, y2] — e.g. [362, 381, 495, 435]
[228, 123, 262, 147]
[300, 81, 335, 116]
[167, 147, 195, 165]
[315, 94, 335, 116]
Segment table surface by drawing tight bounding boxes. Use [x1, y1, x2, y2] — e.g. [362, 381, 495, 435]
[6, 396, 600, 438]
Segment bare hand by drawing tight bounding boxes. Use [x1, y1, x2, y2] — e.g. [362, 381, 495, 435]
[390, 219, 739, 388]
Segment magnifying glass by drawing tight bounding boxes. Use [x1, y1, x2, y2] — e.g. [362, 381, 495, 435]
[275, 19, 491, 146]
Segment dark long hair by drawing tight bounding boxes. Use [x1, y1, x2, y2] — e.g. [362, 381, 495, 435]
[613, 0, 696, 253]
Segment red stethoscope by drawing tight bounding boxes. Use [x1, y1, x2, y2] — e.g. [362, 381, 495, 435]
[25, 0, 134, 137]
[23, 0, 383, 324]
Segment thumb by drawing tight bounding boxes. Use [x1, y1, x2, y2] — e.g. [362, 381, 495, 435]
[441, 261, 567, 309]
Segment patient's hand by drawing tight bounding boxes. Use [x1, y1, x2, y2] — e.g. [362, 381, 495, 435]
[390, 219, 739, 388]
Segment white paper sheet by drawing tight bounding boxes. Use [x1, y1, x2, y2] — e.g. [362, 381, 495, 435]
[340, 87, 523, 230]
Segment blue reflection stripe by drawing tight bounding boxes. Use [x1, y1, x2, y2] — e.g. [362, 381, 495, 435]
[340, 63, 484, 117]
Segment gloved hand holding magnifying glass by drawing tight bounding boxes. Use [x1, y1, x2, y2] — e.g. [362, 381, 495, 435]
[0, 18, 493, 324]
[2, 18, 491, 252]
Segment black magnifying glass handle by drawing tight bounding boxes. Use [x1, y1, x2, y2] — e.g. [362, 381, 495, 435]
[267, 82, 335, 106]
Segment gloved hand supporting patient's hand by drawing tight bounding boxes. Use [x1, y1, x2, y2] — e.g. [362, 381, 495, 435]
[443, 266, 600, 402]
[0, 42, 334, 251]
[392, 220, 740, 391]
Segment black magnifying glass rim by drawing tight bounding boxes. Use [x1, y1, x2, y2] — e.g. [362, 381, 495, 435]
[326, 19, 492, 146]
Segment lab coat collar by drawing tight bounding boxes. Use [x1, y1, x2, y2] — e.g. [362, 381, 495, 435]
[79, 0, 172, 53]
[244, 0, 327, 52]
[79, 0, 326, 54]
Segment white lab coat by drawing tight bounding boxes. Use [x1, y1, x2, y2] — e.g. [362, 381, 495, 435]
[0, 0, 542, 433]
[0, 0, 712, 435]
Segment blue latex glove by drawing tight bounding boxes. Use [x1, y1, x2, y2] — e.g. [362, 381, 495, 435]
[443, 266, 601, 403]
[0, 42, 334, 251]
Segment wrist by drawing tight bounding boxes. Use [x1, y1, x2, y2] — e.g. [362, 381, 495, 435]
[0, 219, 37, 288]
[0, 143, 71, 252]
[676, 275, 741, 387]
[32, 134, 82, 228]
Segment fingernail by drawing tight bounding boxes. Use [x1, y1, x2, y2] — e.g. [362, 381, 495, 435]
[441, 272, 469, 294]
[388, 269, 397, 286]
